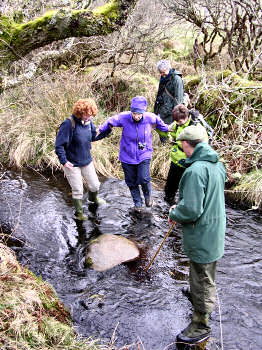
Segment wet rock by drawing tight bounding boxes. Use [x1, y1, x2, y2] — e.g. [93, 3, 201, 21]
[86, 234, 140, 271]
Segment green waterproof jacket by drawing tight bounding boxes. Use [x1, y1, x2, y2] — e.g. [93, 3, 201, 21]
[169, 142, 226, 263]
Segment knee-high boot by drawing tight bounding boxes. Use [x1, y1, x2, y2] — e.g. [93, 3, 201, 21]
[73, 199, 88, 221]
[88, 191, 106, 205]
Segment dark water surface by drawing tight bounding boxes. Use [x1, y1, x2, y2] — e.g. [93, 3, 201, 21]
[0, 169, 261, 350]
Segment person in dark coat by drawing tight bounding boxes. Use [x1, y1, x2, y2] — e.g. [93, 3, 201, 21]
[55, 98, 107, 220]
[154, 59, 184, 126]
[168, 125, 226, 345]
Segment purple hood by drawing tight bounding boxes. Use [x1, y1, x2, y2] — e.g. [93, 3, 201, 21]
[99, 111, 168, 164]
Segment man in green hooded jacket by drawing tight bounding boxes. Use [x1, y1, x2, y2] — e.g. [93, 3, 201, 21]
[168, 125, 226, 345]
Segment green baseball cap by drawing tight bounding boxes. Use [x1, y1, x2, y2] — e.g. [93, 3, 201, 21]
[177, 124, 208, 142]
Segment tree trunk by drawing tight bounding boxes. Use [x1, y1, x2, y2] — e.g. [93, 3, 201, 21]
[0, 0, 137, 68]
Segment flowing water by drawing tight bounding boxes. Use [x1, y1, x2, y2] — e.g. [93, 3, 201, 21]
[0, 169, 261, 350]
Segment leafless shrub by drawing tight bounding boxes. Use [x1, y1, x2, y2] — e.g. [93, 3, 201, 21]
[161, 0, 262, 74]
[58, 0, 172, 77]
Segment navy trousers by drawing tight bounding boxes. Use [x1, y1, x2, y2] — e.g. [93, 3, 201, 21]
[121, 159, 151, 207]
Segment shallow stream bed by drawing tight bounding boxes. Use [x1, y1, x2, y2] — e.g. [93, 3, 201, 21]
[0, 169, 261, 350]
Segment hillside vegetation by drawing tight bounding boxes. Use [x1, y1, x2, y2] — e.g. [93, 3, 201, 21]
[0, 1, 261, 348]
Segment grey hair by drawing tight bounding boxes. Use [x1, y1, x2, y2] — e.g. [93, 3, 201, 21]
[157, 59, 171, 72]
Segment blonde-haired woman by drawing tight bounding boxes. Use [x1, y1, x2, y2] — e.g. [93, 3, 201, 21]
[55, 98, 107, 220]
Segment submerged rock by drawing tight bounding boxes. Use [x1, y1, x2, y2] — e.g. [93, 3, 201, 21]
[86, 234, 140, 271]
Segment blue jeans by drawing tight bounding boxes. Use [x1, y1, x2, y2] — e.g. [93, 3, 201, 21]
[121, 159, 151, 207]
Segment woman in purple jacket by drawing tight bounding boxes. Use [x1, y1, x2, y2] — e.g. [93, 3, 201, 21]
[98, 96, 169, 212]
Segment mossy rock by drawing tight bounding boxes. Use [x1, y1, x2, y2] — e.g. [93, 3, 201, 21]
[184, 76, 202, 90]
[91, 71, 158, 112]
[184, 71, 262, 131]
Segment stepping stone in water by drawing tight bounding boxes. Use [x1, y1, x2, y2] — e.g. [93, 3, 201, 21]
[86, 234, 140, 271]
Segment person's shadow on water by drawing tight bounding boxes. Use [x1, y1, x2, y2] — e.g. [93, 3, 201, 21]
[70, 205, 102, 273]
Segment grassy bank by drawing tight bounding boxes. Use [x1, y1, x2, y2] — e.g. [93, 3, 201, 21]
[0, 67, 261, 209]
[225, 169, 262, 210]
[0, 242, 112, 350]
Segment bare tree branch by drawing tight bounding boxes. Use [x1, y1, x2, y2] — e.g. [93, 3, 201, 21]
[161, 0, 262, 73]
[0, 0, 137, 68]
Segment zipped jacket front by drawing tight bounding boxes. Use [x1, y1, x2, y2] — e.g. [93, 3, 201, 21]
[154, 69, 184, 124]
[99, 112, 168, 164]
[169, 118, 192, 167]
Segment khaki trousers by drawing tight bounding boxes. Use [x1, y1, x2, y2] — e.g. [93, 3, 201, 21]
[64, 161, 100, 200]
[189, 260, 217, 315]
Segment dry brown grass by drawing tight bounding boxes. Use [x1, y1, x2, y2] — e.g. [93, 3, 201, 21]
[227, 170, 262, 210]
[0, 66, 261, 208]
[0, 67, 159, 174]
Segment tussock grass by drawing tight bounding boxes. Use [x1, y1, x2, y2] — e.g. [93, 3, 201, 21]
[151, 133, 170, 180]
[92, 127, 124, 179]
[0, 243, 108, 350]
[0, 71, 95, 169]
[0, 68, 159, 176]
[230, 170, 262, 210]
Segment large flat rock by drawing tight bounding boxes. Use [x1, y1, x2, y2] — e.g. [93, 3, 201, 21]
[86, 234, 140, 271]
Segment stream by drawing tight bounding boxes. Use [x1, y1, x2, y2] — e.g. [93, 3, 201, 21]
[0, 169, 261, 350]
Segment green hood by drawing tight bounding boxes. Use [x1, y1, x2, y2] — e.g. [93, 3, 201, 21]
[184, 142, 219, 167]
[169, 141, 226, 263]
[170, 68, 182, 78]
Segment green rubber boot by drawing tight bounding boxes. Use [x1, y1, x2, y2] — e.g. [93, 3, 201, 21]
[88, 191, 106, 205]
[176, 312, 211, 344]
[73, 199, 88, 221]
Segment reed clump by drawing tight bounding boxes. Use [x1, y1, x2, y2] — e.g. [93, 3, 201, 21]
[228, 169, 262, 210]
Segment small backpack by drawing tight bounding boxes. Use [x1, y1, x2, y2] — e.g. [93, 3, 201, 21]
[189, 109, 214, 144]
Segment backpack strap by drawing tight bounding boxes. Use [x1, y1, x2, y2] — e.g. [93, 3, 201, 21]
[165, 86, 178, 104]
[68, 115, 75, 130]
[56, 115, 76, 139]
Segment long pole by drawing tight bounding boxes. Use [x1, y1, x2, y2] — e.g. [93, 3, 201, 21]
[144, 222, 175, 273]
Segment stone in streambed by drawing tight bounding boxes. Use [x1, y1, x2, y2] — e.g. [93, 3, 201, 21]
[86, 234, 140, 272]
